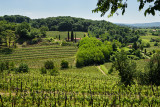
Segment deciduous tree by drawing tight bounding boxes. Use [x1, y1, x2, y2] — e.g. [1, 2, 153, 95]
[93, 0, 160, 17]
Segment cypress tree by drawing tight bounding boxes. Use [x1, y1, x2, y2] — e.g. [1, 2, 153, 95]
[68, 31, 70, 41]
[59, 35, 60, 40]
[75, 33, 76, 43]
[71, 30, 74, 41]
[132, 42, 138, 50]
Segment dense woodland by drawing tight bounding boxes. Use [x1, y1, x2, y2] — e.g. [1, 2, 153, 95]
[0, 15, 149, 46]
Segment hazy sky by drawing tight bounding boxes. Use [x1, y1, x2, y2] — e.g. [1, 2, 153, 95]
[0, 0, 159, 24]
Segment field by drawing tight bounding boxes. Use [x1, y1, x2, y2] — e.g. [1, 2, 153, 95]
[0, 45, 77, 68]
[0, 31, 160, 106]
[140, 33, 160, 52]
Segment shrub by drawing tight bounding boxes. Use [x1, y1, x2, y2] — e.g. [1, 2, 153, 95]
[44, 60, 54, 69]
[61, 60, 69, 68]
[108, 66, 113, 74]
[146, 43, 150, 47]
[40, 67, 47, 74]
[17, 63, 29, 73]
[0, 62, 5, 72]
[50, 68, 59, 76]
[5, 61, 9, 70]
[154, 42, 158, 46]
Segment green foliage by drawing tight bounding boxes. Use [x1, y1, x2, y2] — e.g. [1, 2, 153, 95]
[0, 48, 13, 54]
[40, 67, 47, 74]
[134, 49, 142, 58]
[108, 66, 113, 74]
[76, 37, 112, 67]
[146, 43, 151, 47]
[44, 60, 54, 69]
[40, 26, 49, 37]
[0, 62, 5, 72]
[139, 53, 160, 86]
[16, 63, 29, 73]
[93, 0, 160, 17]
[132, 42, 138, 50]
[61, 60, 69, 68]
[16, 22, 31, 39]
[154, 42, 158, 46]
[89, 23, 140, 44]
[50, 68, 59, 76]
[112, 50, 136, 86]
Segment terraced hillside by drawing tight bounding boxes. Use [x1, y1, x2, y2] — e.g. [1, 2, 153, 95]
[0, 45, 78, 68]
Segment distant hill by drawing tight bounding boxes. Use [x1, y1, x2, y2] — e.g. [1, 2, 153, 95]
[115, 22, 160, 28]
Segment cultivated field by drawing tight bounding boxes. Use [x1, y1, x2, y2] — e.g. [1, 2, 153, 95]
[0, 31, 160, 106]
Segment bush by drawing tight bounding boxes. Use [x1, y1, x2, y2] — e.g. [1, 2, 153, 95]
[44, 60, 54, 69]
[17, 63, 29, 73]
[40, 67, 47, 74]
[154, 42, 158, 46]
[146, 43, 150, 47]
[0, 62, 5, 72]
[50, 68, 59, 76]
[61, 60, 69, 68]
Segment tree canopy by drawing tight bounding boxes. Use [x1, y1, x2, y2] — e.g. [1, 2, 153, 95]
[93, 0, 160, 17]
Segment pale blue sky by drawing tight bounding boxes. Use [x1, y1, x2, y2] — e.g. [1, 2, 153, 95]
[0, 0, 159, 24]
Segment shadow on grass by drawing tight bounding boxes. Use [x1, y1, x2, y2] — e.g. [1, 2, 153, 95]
[0, 48, 13, 54]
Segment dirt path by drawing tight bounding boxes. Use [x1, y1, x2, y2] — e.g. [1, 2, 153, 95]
[97, 66, 106, 75]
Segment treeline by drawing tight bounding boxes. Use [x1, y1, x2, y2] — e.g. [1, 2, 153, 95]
[0, 15, 146, 45]
[0, 15, 30, 23]
[0, 20, 48, 47]
[88, 24, 146, 43]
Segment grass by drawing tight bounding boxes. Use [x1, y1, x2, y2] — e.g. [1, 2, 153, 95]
[46, 31, 87, 40]
[100, 65, 108, 74]
[140, 34, 160, 52]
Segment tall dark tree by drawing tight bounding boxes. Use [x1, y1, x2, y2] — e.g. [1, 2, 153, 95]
[75, 33, 76, 43]
[71, 30, 74, 42]
[59, 35, 60, 40]
[132, 42, 138, 50]
[68, 31, 70, 41]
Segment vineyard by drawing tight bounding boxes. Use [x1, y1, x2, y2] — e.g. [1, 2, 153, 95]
[0, 45, 77, 68]
[1, 64, 160, 106]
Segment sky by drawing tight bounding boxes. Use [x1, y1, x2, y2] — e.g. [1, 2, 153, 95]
[0, 0, 159, 24]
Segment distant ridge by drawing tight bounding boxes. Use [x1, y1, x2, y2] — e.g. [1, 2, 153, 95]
[115, 22, 160, 28]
